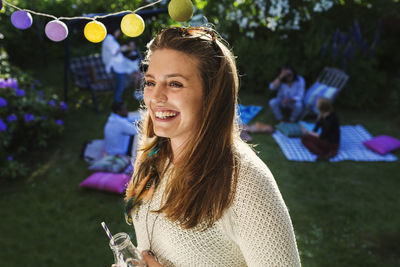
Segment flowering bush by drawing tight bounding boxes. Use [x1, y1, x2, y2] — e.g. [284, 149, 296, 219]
[0, 74, 67, 179]
[200, 0, 337, 38]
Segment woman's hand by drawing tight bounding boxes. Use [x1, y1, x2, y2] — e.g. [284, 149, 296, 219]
[142, 250, 163, 267]
[279, 69, 290, 80]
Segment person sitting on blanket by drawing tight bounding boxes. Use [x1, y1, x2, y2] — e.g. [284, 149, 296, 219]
[104, 102, 138, 157]
[269, 65, 305, 122]
[301, 98, 340, 161]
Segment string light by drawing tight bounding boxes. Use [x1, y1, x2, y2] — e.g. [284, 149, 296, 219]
[168, 0, 194, 22]
[45, 20, 69, 42]
[11, 10, 33, 30]
[1, 0, 167, 43]
[121, 13, 145, 37]
[84, 20, 107, 43]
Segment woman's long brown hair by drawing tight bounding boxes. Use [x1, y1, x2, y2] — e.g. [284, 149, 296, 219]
[125, 27, 241, 229]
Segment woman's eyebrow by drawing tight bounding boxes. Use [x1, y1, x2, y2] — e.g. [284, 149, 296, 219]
[166, 74, 189, 80]
[144, 73, 154, 78]
[144, 73, 189, 81]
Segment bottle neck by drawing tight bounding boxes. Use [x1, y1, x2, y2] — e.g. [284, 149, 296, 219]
[109, 232, 131, 250]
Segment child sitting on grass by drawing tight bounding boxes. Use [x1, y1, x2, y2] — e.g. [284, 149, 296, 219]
[301, 97, 340, 161]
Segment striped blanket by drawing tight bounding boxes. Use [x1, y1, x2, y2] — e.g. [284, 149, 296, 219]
[272, 124, 398, 162]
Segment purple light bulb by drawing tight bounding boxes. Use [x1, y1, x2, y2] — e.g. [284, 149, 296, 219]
[11, 10, 33, 30]
[45, 20, 68, 42]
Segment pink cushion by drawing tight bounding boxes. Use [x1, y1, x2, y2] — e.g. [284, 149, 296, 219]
[363, 135, 400, 155]
[79, 172, 131, 194]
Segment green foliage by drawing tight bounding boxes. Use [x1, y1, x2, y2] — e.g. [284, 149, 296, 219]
[234, 33, 290, 96]
[0, 50, 67, 180]
[202, 0, 400, 112]
[1, 0, 399, 113]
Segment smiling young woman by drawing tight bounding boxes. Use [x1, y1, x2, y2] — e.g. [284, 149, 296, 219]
[124, 27, 301, 267]
[143, 48, 204, 155]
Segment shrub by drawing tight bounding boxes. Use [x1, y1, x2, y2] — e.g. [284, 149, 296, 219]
[0, 51, 67, 179]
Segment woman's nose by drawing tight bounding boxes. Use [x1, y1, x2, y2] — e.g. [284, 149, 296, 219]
[151, 84, 167, 103]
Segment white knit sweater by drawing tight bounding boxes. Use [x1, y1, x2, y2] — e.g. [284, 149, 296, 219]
[131, 143, 301, 266]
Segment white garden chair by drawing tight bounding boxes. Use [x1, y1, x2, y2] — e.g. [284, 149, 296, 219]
[301, 67, 349, 119]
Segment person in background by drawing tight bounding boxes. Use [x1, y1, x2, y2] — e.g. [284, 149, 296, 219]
[104, 102, 138, 157]
[269, 65, 305, 122]
[124, 27, 301, 267]
[124, 41, 145, 101]
[123, 41, 144, 62]
[301, 97, 340, 161]
[101, 28, 141, 103]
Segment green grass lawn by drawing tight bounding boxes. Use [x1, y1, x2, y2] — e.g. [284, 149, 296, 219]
[0, 61, 399, 266]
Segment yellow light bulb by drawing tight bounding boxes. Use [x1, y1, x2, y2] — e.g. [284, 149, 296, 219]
[121, 13, 145, 37]
[84, 21, 107, 43]
[168, 0, 194, 22]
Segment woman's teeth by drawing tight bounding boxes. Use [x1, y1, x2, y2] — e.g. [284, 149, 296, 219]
[155, 111, 177, 119]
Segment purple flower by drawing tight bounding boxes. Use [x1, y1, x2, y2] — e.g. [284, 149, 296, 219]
[37, 90, 44, 99]
[10, 78, 18, 89]
[55, 119, 64, 126]
[353, 20, 363, 47]
[1, 78, 18, 89]
[48, 100, 56, 107]
[24, 113, 35, 122]
[0, 79, 5, 88]
[7, 114, 17, 122]
[8, 156, 13, 161]
[60, 101, 68, 111]
[339, 33, 348, 48]
[332, 28, 340, 44]
[344, 43, 354, 61]
[0, 97, 7, 108]
[15, 88, 25, 97]
[331, 43, 337, 60]
[0, 118, 7, 132]
[372, 21, 381, 47]
[30, 79, 40, 90]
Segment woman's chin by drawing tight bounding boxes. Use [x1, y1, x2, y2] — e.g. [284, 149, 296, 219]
[153, 129, 171, 139]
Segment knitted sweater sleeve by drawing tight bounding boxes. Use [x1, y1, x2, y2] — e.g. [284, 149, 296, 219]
[231, 148, 301, 266]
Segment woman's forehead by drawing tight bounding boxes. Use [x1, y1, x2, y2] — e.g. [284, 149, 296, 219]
[147, 49, 200, 76]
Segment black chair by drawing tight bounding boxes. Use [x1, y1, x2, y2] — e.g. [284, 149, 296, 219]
[69, 54, 115, 113]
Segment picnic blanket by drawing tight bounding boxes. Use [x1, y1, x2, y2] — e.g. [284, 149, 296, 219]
[272, 124, 398, 162]
[238, 104, 263, 124]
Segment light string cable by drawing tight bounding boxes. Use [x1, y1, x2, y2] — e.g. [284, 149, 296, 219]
[2, 0, 163, 21]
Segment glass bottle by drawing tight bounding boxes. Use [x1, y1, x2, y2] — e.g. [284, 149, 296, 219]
[109, 232, 146, 267]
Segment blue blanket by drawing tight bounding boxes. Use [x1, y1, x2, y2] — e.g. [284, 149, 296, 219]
[272, 124, 398, 162]
[238, 104, 263, 125]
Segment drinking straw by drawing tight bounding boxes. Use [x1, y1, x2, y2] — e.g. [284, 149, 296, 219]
[101, 222, 125, 264]
[101, 222, 116, 244]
